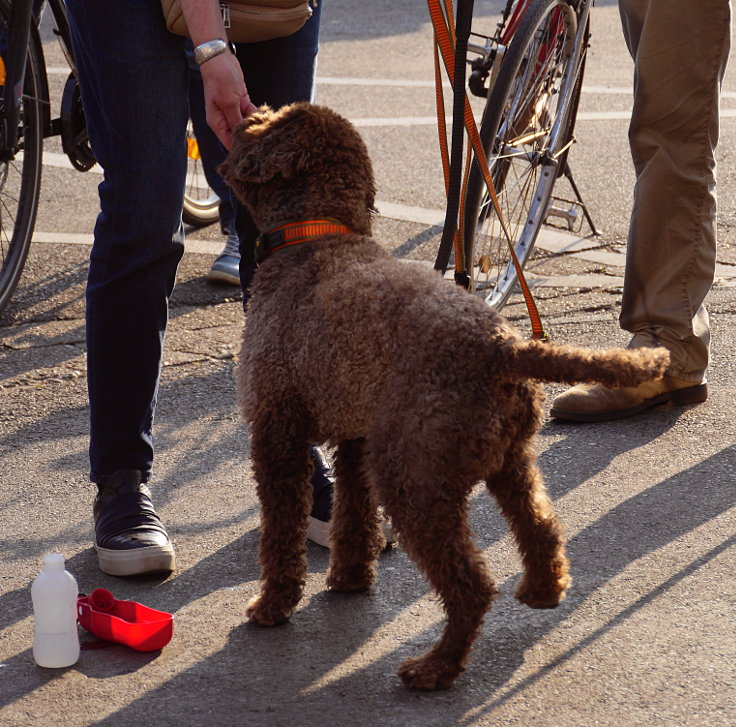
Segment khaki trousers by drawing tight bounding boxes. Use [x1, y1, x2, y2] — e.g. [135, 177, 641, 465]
[618, 0, 731, 380]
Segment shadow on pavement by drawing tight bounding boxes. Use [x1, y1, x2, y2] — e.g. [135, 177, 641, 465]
[25, 425, 727, 726]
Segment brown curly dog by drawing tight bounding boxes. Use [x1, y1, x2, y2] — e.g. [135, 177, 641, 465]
[219, 102, 669, 690]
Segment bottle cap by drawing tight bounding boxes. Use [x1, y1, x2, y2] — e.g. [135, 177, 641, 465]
[42, 553, 65, 570]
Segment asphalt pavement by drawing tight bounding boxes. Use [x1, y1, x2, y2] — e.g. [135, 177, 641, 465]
[1, 2, 734, 726]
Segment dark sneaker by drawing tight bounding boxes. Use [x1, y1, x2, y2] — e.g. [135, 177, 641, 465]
[206, 231, 241, 285]
[93, 469, 175, 576]
[306, 446, 396, 548]
[306, 446, 334, 547]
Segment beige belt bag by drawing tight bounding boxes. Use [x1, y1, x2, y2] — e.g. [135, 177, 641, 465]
[160, 0, 313, 44]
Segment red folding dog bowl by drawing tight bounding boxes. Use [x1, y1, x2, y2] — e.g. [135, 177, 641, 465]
[76, 588, 173, 651]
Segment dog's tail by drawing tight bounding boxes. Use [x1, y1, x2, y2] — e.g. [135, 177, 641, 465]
[505, 339, 670, 387]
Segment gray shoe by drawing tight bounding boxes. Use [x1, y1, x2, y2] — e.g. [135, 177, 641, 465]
[207, 232, 241, 285]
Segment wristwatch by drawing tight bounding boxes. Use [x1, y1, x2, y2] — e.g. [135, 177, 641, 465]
[193, 38, 230, 66]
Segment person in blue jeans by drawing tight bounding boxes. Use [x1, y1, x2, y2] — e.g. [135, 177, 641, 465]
[66, 0, 334, 576]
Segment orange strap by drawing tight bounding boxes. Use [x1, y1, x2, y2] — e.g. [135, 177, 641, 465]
[255, 219, 353, 261]
[427, 0, 549, 341]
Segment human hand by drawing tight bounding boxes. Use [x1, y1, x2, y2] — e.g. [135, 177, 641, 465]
[200, 51, 258, 149]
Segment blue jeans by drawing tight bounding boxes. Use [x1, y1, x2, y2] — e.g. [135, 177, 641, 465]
[66, 0, 320, 483]
[187, 1, 321, 288]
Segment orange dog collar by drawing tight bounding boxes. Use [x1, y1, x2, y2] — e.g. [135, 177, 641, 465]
[255, 219, 354, 263]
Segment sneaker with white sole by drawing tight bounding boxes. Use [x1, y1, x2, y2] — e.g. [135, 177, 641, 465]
[307, 512, 396, 549]
[93, 470, 175, 576]
[206, 231, 240, 285]
[306, 447, 395, 547]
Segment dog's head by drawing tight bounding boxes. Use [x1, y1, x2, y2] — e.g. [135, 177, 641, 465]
[219, 103, 377, 235]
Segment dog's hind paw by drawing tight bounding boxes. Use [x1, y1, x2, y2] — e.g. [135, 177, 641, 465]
[514, 572, 571, 609]
[246, 594, 293, 626]
[398, 653, 464, 691]
[326, 564, 375, 592]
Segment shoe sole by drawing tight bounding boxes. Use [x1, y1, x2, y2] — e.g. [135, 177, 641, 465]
[206, 269, 240, 285]
[306, 516, 331, 548]
[306, 516, 397, 549]
[550, 382, 708, 423]
[96, 544, 176, 577]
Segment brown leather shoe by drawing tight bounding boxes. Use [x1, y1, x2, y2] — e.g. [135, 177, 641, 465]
[94, 469, 175, 576]
[550, 375, 707, 422]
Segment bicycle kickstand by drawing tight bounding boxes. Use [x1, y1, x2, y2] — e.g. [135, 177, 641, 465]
[561, 160, 599, 236]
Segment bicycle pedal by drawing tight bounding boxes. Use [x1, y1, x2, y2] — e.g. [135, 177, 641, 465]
[544, 196, 584, 233]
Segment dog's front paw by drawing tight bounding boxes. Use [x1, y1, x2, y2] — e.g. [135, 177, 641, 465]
[515, 572, 571, 609]
[398, 653, 464, 691]
[246, 593, 293, 626]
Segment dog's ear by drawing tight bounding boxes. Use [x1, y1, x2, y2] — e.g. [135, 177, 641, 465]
[220, 108, 312, 186]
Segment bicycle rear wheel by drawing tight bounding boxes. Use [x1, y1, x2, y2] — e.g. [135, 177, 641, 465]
[183, 121, 220, 227]
[462, 0, 586, 310]
[0, 0, 44, 314]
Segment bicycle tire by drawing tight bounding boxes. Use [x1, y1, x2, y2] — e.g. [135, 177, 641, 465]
[0, 0, 44, 315]
[182, 121, 220, 227]
[462, 0, 587, 310]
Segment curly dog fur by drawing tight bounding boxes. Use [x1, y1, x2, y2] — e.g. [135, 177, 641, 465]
[219, 102, 670, 690]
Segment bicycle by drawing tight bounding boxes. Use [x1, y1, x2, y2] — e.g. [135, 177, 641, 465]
[431, 0, 596, 314]
[0, 0, 95, 314]
[184, 118, 221, 227]
[0, 0, 220, 314]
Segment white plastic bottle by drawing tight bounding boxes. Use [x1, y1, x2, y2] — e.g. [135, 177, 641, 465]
[31, 553, 80, 668]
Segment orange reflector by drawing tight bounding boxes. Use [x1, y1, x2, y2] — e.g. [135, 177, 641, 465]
[186, 136, 200, 160]
[0, 57, 5, 86]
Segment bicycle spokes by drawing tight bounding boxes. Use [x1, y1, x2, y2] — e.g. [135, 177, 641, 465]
[459, 0, 590, 317]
